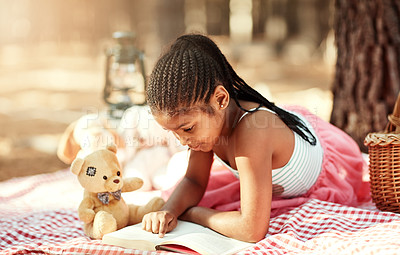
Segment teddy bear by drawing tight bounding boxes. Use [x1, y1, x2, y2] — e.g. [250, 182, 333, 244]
[70, 143, 165, 239]
[57, 107, 185, 191]
[57, 113, 125, 165]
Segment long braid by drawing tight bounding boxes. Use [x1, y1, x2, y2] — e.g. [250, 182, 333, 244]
[147, 34, 316, 146]
[220, 47, 316, 145]
[185, 35, 317, 146]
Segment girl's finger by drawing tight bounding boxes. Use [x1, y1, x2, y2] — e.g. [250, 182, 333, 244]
[151, 220, 160, 234]
[141, 214, 148, 230]
[158, 218, 168, 238]
[144, 215, 154, 232]
[167, 218, 177, 232]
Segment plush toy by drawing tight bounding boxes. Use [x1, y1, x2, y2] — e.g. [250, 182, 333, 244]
[70, 144, 165, 239]
[57, 107, 185, 191]
[57, 114, 125, 165]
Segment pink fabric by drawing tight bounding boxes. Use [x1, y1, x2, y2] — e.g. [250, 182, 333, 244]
[162, 106, 370, 217]
[267, 105, 371, 215]
[163, 106, 370, 217]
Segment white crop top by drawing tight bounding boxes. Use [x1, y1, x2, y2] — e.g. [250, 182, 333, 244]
[214, 107, 324, 198]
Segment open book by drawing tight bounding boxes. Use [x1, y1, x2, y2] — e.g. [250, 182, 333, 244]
[101, 220, 254, 254]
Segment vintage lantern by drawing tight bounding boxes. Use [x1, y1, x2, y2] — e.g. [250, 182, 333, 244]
[103, 31, 146, 119]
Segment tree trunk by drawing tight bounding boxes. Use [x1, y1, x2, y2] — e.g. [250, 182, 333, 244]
[331, 0, 400, 152]
[156, 0, 186, 46]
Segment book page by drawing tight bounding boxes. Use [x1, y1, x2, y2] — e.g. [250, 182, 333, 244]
[102, 223, 160, 250]
[102, 220, 253, 254]
[102, 220, 209, 250]
[159, 231, 252, 255]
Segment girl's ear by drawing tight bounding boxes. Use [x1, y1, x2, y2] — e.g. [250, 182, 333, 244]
[213, 85, 230, 110]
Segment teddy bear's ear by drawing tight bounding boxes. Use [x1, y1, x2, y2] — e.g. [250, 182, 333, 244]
[70, 158, 85, 175]
[57, 120, 80, 165]
[106, 143, 117, 154]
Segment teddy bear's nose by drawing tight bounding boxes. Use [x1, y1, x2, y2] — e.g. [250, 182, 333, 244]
[113, 179, 119, 184]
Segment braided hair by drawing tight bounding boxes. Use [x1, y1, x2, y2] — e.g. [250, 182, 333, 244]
[147, 34, 316, 146]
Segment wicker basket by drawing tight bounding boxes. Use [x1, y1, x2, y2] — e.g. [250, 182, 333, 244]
[364, 93, 400, 213]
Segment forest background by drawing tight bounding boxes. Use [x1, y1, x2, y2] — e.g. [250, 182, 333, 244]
[0, 0, 341, 180]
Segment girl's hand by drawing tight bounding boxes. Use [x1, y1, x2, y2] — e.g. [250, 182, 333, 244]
[141, 211, 178, 238]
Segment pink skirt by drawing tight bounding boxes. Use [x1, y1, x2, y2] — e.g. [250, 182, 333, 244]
[162, 106, 370, 217]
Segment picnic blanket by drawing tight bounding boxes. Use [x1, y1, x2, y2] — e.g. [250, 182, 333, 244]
[1, 168, 400, 254]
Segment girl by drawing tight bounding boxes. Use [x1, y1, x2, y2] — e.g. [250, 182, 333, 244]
[141, 34, 366, 242]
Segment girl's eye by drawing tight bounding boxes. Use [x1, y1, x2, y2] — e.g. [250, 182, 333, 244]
[183, 126, 194, 132]
[117, 171, 120, 176]
[103, 176, 107, 180]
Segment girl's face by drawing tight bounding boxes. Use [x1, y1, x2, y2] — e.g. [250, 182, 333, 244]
[154, 106, 225, 152]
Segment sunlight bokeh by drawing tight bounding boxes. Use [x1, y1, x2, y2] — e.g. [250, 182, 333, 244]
[0, 0, 335, 180]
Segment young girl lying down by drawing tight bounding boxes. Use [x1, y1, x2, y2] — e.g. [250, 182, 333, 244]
[141, 34, 366, 242]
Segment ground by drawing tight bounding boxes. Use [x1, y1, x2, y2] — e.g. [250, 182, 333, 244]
[0, 43, 334, 181]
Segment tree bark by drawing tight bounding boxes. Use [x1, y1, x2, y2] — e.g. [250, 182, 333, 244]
[331, 0, 400, 152]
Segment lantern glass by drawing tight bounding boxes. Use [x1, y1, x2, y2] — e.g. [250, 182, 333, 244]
[104, 31, 146, 119]
[108, 62, 145, 104]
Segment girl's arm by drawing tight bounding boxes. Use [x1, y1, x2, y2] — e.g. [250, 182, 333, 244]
[181, 116, 277, 242]
[142, 149, 213, 236]
[181, 151, 273, 242]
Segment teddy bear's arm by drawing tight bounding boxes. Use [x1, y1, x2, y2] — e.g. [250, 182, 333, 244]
[121, 177, 144, 193]
[78, 197, 96, 223]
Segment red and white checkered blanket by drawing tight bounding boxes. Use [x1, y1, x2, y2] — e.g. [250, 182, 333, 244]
[1, 169, 400, 255]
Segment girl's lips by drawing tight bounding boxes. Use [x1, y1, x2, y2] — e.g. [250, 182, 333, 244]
[190, 144, 201, 151]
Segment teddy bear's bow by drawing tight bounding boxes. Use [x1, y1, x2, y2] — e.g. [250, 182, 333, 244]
[97, 190, 122, 204]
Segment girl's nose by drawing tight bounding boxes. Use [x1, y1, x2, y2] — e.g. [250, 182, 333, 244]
[179, 136, 189, 146]
[173, 132, 189, 146]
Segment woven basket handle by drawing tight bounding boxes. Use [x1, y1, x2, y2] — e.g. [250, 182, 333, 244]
[386, 92, 400, 133]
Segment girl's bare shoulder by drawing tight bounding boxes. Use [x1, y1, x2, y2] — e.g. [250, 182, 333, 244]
[232, 106, 293, 157]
